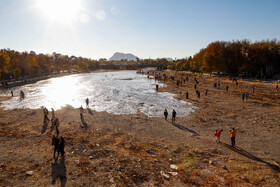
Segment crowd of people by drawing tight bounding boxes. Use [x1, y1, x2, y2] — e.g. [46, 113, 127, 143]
[46, 98, 90, 160]
[42, 106, 65, 160]
[146, 70, 279, 148]
[20, 69, 278, 161]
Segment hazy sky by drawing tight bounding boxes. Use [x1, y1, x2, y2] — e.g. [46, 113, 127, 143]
[0, 0, 279, 60]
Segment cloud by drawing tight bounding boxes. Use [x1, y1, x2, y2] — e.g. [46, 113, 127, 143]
[96, 10, 106, 21]
[110, 7, 120, 15]
[80, 13, 90, 24]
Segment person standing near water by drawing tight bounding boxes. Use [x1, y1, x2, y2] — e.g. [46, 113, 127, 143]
[156, 84, 159, 91]
[172, 109, 176, 123]
[79, 105, 84, 120]
[11, 90, 13, 97]
[164, 109, 168, 120]
[43, 107, 49, 123]
[51, 108, 55, 121]
[185, 91, 189, 99]
[20, 90, 24, 99]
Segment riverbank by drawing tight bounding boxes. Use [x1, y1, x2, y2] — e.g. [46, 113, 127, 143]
[0, 67, 145, 89]
[0, 70, 279, 186]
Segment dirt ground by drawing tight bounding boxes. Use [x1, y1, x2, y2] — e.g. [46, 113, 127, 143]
[0, 70, 279, 186]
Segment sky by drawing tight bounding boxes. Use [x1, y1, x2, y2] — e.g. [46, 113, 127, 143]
[0, 0, 279, 60]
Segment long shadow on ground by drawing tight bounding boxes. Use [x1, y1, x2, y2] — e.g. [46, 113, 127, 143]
[167, 121, 200, 136]
[41, 121, 49, 134]
[52, 158, 67, 187]
[81, 115, 88, 129]
[221, 142, 280, 172]
[87, 108, 93, 115]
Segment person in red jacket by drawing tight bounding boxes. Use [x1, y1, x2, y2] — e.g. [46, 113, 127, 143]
[215, 129, 223, 142]
[217, 129, 223, 142]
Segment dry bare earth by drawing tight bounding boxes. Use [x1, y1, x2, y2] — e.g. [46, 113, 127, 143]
[0, 70, 279, 186]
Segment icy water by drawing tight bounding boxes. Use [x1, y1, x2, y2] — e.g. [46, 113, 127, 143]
[0, 71, 197, 117]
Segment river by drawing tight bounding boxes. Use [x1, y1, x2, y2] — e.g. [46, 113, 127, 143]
[0, 70, 197, 117]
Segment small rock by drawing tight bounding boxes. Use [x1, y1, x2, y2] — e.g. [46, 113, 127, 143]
[160, 171, 170, 180]
[168, 172, 178, 176]
[201, 169, 211, 176]
[26, 171, 34, 176]
[110, 177, 114, 183]
[89, 156, 94, 159]
[170, 164, 178, 170]
[96, 144, 100, 147]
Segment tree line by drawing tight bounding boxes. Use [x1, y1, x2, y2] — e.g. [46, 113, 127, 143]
[169, 39, 280, 78]
[0, 49, 170, 80]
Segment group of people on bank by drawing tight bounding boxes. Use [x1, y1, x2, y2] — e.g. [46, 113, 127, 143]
[164, 109, 176, 123]
[215, 128, 237, 147]
[42, 106, 65, 160]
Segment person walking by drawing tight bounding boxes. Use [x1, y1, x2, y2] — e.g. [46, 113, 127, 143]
[217, 129, 223, 142]
[51, 108, 55, 121]
[229, 128, 236, 147]
[52, 135, 59, 158]
[215, 130, 218, 142]
[156, 84, 159, 91]
[164, 109, 168, 120]
[242, 93, 245, 102]
[196, 90, 200, 99]
[185, 91, 189, 99]
[205, 89, 208, 96]
[172, 109, 176, 123]
[245, 92, 249, 101]
[58, 136, 65, 159]
[79, 105, 84, 120]
[226, 85, 229, 92]
[276, 85, 278, 92]
[43, 107, 49, 123]
[11, 90, 13, 97]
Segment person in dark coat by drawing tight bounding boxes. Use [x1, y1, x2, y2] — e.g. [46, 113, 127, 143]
[172, 109, 176, 123]
[58, 136, 65, 159]
[52, 135, 59, 158]
[164, 109, 168, 120]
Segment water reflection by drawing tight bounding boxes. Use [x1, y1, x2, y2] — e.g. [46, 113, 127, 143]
[0, 71, 197, 117]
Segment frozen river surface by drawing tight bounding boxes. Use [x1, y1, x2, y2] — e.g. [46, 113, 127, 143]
[0, 71, 197, 117]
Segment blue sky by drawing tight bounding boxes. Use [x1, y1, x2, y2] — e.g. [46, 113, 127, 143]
[0, 0, 279, 60]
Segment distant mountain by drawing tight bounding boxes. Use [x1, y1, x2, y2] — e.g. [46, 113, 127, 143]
[162, 57, 174, 61]
[109, 52, 138, 61]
